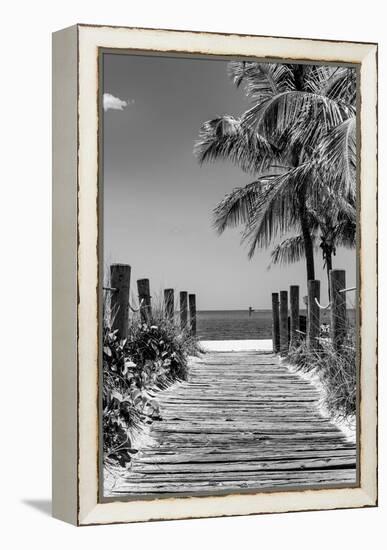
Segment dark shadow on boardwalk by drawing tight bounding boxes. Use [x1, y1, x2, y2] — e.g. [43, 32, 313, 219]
[111, 351, 356, 497]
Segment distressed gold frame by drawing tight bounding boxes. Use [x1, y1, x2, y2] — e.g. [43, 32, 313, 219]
[52, 24, 377, 526]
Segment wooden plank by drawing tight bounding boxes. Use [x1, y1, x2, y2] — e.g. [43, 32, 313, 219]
[131, 456, 355, 473]
[114, 469, 356, 494]
[138, 451, 356, 464]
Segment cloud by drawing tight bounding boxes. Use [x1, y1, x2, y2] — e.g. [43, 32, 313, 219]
[103, 93, 133, 112]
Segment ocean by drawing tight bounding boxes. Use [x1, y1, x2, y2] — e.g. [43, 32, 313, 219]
[196, 309, 355, 340]
[196, 310, 273, 340]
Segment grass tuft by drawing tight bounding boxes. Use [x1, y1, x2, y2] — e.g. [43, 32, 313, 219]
[288, 330, 356, 421]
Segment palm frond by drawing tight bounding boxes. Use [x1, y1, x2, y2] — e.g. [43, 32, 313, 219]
[304, 66, 356, 106]
[213, 176, 277, 234]
[336, 195, 357, 222]
[336, 224, 356, 248]
[317, 116, 356, 198]
[194, 115, 277, 174]
[270, 234, 311, 266]
[334, 209, 356, 248]
[303, 65, 336, 93]
[324, 68, 356, 106]
[228, 62, 295, 103]
[242, 91, 351, 154]
[241, 167, 307, 256]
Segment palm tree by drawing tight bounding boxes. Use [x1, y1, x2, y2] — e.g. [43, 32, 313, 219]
[195, 62, 356, 283]
[270, 201, 356, 299]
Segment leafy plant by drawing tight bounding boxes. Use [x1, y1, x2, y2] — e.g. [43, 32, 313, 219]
[102, 309, 200, 470]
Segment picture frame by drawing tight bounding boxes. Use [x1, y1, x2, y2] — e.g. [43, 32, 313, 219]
[52, 24, 378, 526]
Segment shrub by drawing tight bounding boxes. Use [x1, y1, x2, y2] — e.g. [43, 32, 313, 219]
[126, 318, 195, 383]
[102, 311, 200, 470]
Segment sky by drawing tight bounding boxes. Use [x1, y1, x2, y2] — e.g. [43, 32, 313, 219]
[103, 53, 356, 310]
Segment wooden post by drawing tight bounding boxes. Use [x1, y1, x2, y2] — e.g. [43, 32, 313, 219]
[279, 290, 288, 355]
[299, 315, 307, 336]
[290, 285, 300, 347]
[164, 288, 174, 321]
[271, 293, 280, 353]
[110, 264, 131, 338]
[137, 278, 152, 323]
[330, 269, 347, 351]
[307, 280, 320, 351]
[189, 293, 197, 335]
[180, 291, 188, 330]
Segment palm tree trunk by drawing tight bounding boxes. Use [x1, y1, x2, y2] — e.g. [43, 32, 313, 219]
[298, 190, 315, 281]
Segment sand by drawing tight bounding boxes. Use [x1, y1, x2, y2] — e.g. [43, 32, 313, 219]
[199, 339, 273, 352]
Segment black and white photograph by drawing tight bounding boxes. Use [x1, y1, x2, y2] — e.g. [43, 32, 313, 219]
[101, 52, 358, 499]
[1, 0, 382, 538]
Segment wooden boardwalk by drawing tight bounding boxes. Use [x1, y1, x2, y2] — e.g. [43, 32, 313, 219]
[112, 351, 356, 496]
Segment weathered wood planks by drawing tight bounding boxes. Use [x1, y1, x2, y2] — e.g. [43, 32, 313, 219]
[111, 351, 356, 496]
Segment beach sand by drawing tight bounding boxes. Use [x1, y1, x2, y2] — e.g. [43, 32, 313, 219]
[199, 339, 273, 352]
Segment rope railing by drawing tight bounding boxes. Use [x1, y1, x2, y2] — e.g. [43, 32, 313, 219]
[104, 285, 146, 312]
[314, 297, 331, 310]
[128, 298, 144, 313]
[339, 286, 356, 293]
[106, 264, 197, 336]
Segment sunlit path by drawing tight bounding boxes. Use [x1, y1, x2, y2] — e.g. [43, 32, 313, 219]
[112, 351, 357, 497]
